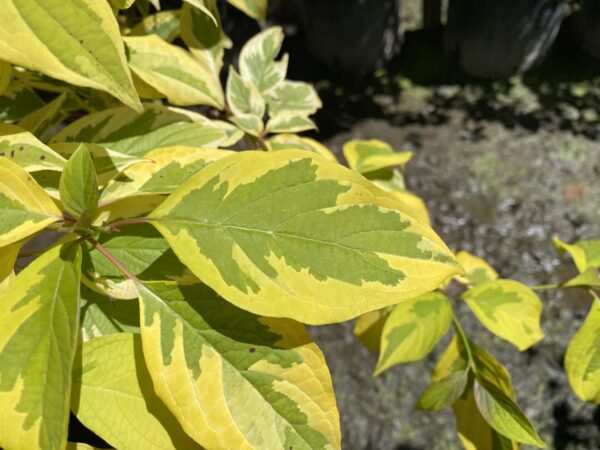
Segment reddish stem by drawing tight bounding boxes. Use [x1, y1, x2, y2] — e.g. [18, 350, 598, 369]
[86, 236, 140, 284]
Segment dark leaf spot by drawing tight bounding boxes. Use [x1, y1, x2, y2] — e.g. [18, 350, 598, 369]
[10, 150, 14, 158]
[18, 146, 24, 151]
[40, 155, 45, 160]
[248, 347, 256, 353]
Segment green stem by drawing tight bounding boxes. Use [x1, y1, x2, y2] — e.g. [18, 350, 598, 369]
[452, 313, 476, 372]
[86, 236, 140, 283]
[530, 283, 560, 291]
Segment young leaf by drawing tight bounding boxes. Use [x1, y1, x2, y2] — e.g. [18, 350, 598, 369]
[17, 92, 67, 138]
[456, 250, 499, 285]
[239, 27, 287, 94]
[0, 124, 67, 172]
[149, 150, 460, 324]
[230, 113, 264, 137]
[59, 144, 99, 221]
[182, 0, 218, 24]
[343, 139, 413, 175]
[453, 385, 519, 450]
[100, 146, 233, 204]
[463, 279, 544, 351]
[0, 244, 82, 450]
[0, 157, 62, 247]
[124, 35, 224, 108]
[266, 133, 337, 161]
[71, 333, 201, 449]
[227, 67, 266, 117]
[375, 292, 452, 375]
[0, 0, 140, 111]
[79, 286, 140, 341]
[0, 81, 45, 121]
[267, 80, 322, 117]
[138, 284, 341, 449]
[129, 10, 181, 42]
[0, 240, 21, 286]
[227, 0, 267, 20]
[180, 2, 230, 73]
[353, 307, 393, 352]
[553, 237, 600, 273]
[474, 379, 546, 447]
[51, 142, 144, 187]
[564, 293, 600, 403]
[267, 113, 316, 133]
[93, 195, 166, 228]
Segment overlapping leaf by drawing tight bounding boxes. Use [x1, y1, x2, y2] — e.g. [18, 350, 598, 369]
[0, 124, 66, 172]
[553, 237, 600, 273]
[81, 223, 197, 300]
[227, 67, 265, 117]
[267, 80, 322, 117]
[227, 0, 267, 20]
[180, 2, 230, 73]
[149, 150, 460, 324]
[0, 81, 45, 121]
[80, 286, 140, 341]
[375, 292, 452, 375]
[0, 0, 140, 110]
[0, 157, 62, 247]
[71, 333, 200, 449]
[267, 114, 315, 133]
[101, 146, 233, 204]
[138, 283, 341, 449]
[564, 293, 600, 403]
[124, 35, 224, 108]
[59, 144, 98, 221]
[17, 92, 67, 138]
[129, 10, 181, 42]
[266, 134, 337, 161]
[353, 307, 392, 352]
[0, 60, 10, 95]
[343, 139, 413, 175]
[463, 280, 544, 351]
[456, 250, 499, 285]
[0, 244, 81, 450]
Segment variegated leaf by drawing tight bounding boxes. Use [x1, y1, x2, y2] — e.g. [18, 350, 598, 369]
[267, 113, 316, 133]
[386, 189, 430, 226]
[0, 240, 21, 287]
[564, 293, 600, 403]
[353, 307, 392, 353]
[0, 124, 67, 172]
[71, 333, 201, 449]
[0, 59, 12, 95]
[138, 284, 341, 449]
[239, 27, 287, 94]
[266, 133, 337, 161]
[183, 0, 218, 24]
[129, 10, 181, 42]
[101, 146, 233, 204]
[0, 0, 140, 110]
[453, 384, 519, 450]
[109, 0, 135, 9]
[343, 139, 413, 174]
[267, 80, 322, 117]
[553, 237, 600, 273]
[463, 280, 544, 351]
[49, 104, 198, 144]
[17, 92, 67, 139]
[180, 2, 230, 73]
[82, 223, 197, 300]
[149, 150, 460, 324]
[456, 250, 499, 285]
[230, 113, 264, 137]
[124, 35, 224, 108]
[0, 244, 81, 450]
[93, 195, 166, 227]
[0, 157, 62, 247]
[80, 286, 140, 341]
[375, 292, 452, 374]
[227, 0, 268, 20]
[227, 66, 265, 117]
[51, 142, 143, 186]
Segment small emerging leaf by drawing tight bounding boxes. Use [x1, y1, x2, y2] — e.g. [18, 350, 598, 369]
[239, 27, 287, 94]
[456, 250, 499, 285]
[343, 139, 413, 174]
[553, 237, 600, 273]
[59, 144, 99, 221]
[227, 66, 265, 117]
[267, 80, 322, 117]
[266, 133, 337, 161]
[353, 307, 392, 352]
